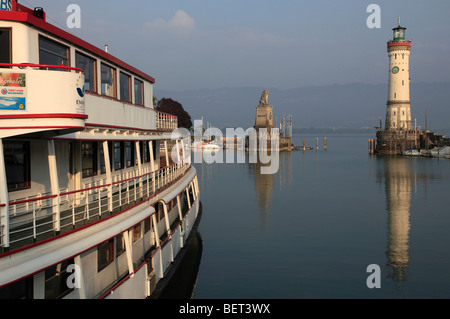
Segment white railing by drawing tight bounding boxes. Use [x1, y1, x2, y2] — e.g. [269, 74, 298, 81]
[156, 111, 177, 131]
[99, 187, 200, 298]
[1, 162, 190, 251]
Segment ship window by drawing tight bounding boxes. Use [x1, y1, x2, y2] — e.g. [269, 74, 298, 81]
[119, 72, 131, 102]
[81, 141, 97, 178]
[134, 79, 144, 105]
[180, 192, 189, 216]
[188, 185, 194, 204]
[0, 276, 33, 299]
[101, 63, 116, 98]
[45, 258, 75, 299]
[125, 141, 135, 167]
[132, 223, 142, 243]
[39, 36, 69, 67]
[144, 216, 151, 233]
[113, 141, 124, 170]
[0, 28, 11, 64]
[140, 141, 150, 164]
[75, 52, 96, 92]
[116, 233, 126, 257]
[152, 141, 158, 162]
[156, 202, 164, 222]
[98, 239, 114, 271]
[3, 141, 30, 192]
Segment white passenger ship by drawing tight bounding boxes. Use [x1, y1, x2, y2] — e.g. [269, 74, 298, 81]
[0, 1, 200, 299]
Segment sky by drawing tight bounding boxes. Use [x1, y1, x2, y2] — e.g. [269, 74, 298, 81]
[19, 0, 450, 91]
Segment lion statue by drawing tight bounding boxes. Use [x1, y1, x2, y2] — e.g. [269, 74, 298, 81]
[259, 89, 269, 105]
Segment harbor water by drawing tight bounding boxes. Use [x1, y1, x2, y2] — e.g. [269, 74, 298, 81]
[166, 134, 450, 299]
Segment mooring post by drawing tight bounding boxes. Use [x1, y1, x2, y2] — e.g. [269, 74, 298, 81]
[316, 137, 318, 151]
[368, 139, 374, 154]
[324, 137, 327, 151]
[303, 138, 306, 151]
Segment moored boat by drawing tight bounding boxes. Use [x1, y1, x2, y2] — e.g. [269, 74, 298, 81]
[402, 148, 421, 156]
[0, 1, 200, 299]
[430, 146, 450, 158]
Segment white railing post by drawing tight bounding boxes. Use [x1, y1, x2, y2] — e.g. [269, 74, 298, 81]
[161, 201, 174, 262]
[152, 213, 160, 248]
[74, 255, 87, 298]
[123, 230, 134, 278]
[164, 140, 169, 167]
[135, 141, 142, 198]
[102, 141, 113, 213]
[175, 139, 181, 163]
[186, 188, 191, 210]
[48, 140, 61, 234]
[149, 141, 155, 194]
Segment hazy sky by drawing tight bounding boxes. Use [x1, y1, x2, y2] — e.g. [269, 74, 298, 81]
[21, 0, 450, 91]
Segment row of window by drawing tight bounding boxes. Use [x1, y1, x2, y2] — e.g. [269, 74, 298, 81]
[98, 193, 191, 273]
[0, 218, 150, 298]
[81, 140, 158, 178]
[393, 53, 407, 59]
[39, 36, 144, 105]
[97, 227, 144, 272]
[3, 140, 159, 192]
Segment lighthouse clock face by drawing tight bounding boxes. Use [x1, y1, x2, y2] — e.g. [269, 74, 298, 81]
[392, 66, 399, 74]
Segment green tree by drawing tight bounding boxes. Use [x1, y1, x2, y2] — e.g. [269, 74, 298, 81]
[156, 98, 193, 129]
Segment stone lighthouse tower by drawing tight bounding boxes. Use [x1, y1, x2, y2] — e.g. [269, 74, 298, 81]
[385, 18, 412, 130]
[376, 18, 419, 155]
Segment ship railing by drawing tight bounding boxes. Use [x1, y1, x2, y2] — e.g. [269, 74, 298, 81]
[156, 111, 178, 131]
[98, 178, 200, 299]
[1, 161, 190, 251]
[0, 62, 83, 73]
[148, 197, 198, 289]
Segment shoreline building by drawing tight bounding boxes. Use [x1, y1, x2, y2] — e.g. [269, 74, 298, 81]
[375, 19, 420, 155]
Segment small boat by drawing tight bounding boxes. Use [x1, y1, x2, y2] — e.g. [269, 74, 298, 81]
[403, 148, 421, 156]
[430, 146, 450, 158]
[191, 141, 222, 150]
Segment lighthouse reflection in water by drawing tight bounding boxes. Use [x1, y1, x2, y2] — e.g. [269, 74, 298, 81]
[162, 135, 450, 299]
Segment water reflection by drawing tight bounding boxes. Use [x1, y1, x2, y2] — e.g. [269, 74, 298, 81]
[158, 232, 203, 299]
[247, 151, 293, 223]
[378, 155, 450, 282]
[380, 157, 412, 282]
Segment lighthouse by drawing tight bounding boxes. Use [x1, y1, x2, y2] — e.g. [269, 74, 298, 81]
[385, 18, 412, 131]
[375, 18, 419, 155]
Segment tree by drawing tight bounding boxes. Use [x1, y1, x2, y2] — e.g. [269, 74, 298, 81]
[156, 98, 193, 129]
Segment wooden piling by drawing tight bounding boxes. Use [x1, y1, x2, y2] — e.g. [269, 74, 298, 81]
[324, 137, 327, 151]
[368, 139, 375, 154]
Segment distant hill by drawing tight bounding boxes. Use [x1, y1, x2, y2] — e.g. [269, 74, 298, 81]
[155, 82, 450, 135]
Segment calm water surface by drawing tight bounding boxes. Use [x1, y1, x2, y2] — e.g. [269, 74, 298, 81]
[185, 134, 450, 298]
